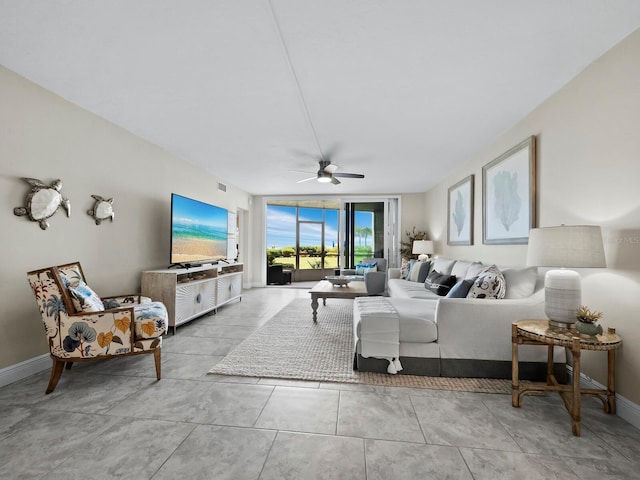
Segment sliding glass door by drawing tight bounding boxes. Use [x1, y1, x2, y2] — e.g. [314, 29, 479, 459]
[343, 201, 385, 268]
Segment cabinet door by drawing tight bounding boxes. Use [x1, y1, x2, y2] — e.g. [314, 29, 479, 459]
[217, 274, 242, 304]
[175, 280, 216, 325]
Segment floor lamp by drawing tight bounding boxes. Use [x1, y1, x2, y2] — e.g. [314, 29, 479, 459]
[526, 225, 606, 329]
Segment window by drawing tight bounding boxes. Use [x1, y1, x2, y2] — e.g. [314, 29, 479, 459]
[266, 203, 339, 271]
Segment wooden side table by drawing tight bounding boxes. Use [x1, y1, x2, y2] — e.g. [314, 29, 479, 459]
[512, 319, 622, 436]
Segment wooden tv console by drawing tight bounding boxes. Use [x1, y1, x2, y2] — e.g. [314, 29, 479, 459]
[141, 263, 243, 334]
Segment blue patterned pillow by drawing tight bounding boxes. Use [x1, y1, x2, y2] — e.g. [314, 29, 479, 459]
[68, 280, 104, 313]
[355, 262, 377, 275]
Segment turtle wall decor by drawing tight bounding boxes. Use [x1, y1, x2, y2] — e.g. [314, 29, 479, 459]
[87, 195, 115, 225]
[14, 178, 71, 230]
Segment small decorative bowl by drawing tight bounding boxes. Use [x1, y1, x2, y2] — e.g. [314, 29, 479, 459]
[325, 275, 352, 287]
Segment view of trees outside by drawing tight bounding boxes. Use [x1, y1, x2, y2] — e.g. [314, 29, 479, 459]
[266, 204, 374, 270]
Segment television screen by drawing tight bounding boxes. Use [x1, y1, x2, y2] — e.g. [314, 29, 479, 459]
[171, 193, 228, 265]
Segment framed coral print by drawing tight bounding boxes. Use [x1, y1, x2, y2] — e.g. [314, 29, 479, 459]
[482, 136, 536, 244]
[448, 175, 474, 245]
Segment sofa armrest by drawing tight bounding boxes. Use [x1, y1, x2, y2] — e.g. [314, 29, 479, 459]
[435, 290, 553, 362]
[388, 268, 401, 280]
[364, 271, 386, 295]
[102, 294, 149, 305]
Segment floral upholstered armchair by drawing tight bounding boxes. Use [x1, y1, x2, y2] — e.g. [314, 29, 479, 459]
[27, 262, 168, 393]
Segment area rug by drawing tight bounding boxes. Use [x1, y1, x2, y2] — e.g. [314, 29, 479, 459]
[208, 298, 510, 394]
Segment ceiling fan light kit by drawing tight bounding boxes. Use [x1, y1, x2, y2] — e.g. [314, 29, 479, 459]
[317, 171, 332, 183]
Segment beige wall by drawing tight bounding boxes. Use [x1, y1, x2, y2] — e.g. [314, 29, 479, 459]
[424, 29, 640, 403]
[0, 67, 252, 369]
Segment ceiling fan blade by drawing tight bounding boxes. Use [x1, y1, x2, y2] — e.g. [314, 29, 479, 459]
[332, 172, 365, 179]
[331, 176, 341, 185]
[324, 163, 339, 174]
[296, 176, 317, 183]
[289, 169, 315, 174]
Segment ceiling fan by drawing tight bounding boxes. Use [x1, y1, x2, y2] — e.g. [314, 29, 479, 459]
[292, 158, 365, 185]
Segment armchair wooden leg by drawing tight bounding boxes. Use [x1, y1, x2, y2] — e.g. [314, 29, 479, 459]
[65, 362, 73, 370]
[153, 348, 161, 380]
[46, 358, 66, 394]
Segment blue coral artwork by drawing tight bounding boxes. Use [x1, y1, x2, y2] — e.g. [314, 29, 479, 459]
[482, 136, 536, 244]
[448, 175, 474, 245]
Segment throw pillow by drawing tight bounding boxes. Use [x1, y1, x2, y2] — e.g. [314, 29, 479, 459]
[502, 267, 538, 299]
[446, 277, 477, 298]
[408, 261, 430, 282]
[424, 270, 457, 296]
[467, 264, 506, 299]
[400, 258, 410, 279]
[355, 262, 377, 275]
[68, 280, 104, 312]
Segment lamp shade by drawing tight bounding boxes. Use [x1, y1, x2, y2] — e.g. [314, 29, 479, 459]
[526, 225, 606, 268]
[526, 225, 605, 327]
[412, 240, 434, 255]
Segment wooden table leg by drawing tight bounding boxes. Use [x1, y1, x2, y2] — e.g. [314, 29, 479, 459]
[571, 336, 581, 436]
[607, 348, 617, 414]
[512, 323, 520, 407]
[547, 343, 554, 386]
[311, 295, 319, 323]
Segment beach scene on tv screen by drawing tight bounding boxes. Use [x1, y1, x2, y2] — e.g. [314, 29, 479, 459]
[172, 195, 227, 263]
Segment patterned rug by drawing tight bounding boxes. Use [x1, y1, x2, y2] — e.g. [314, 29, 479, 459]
[208, 298, 510, 394]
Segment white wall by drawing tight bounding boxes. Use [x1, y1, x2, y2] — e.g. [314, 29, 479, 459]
[424, 28, 640, 403]
[0, 66, 252, 369]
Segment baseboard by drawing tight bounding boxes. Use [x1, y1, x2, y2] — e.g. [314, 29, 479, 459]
[567, 365, 640, 430]
[0, 354, 50, 389]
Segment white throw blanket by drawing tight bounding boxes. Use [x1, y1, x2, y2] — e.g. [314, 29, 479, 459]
[355, 297, 402, 374]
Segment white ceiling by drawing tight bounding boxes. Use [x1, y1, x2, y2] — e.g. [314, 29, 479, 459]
[2, 1, 640, 196]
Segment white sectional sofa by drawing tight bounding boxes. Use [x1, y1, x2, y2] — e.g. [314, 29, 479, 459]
[352, 257, 567, 380]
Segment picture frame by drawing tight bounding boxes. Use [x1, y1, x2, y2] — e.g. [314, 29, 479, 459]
[482, 136, 536, 244]
[447, 175, 474, 245]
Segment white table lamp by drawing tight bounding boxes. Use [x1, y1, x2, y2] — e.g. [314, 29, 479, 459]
[412, 240, 434, 261]
[526, 225, 606, 329]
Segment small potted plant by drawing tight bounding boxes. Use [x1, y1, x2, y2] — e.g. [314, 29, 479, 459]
[575, 305, 604, 335]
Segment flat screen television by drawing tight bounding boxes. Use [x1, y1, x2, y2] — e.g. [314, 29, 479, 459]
[170, 193, 228, 267]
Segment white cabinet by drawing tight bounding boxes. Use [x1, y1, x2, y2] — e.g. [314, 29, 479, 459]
[141, 263, 243, 334]
[217, 270, 243, 306]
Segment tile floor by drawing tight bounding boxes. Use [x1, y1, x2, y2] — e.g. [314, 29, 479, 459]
[1, 286, 639, 479]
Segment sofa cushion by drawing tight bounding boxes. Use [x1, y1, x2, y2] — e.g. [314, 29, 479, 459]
[133, 301, 169, 339]
[464, 262, 485, 280]
[387, 298, 438, 343]
[467, 265, 506, 299]
[446, 278, 476, 298]
[68, 280, 104, 313]
[430, 257, 456, 275]
[387, 278, 440, 300]
[408, 261, 430, 282]
[425, 271, 457, 296]
[450, 260, 473, 279]
[502, 267, 538, 299]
